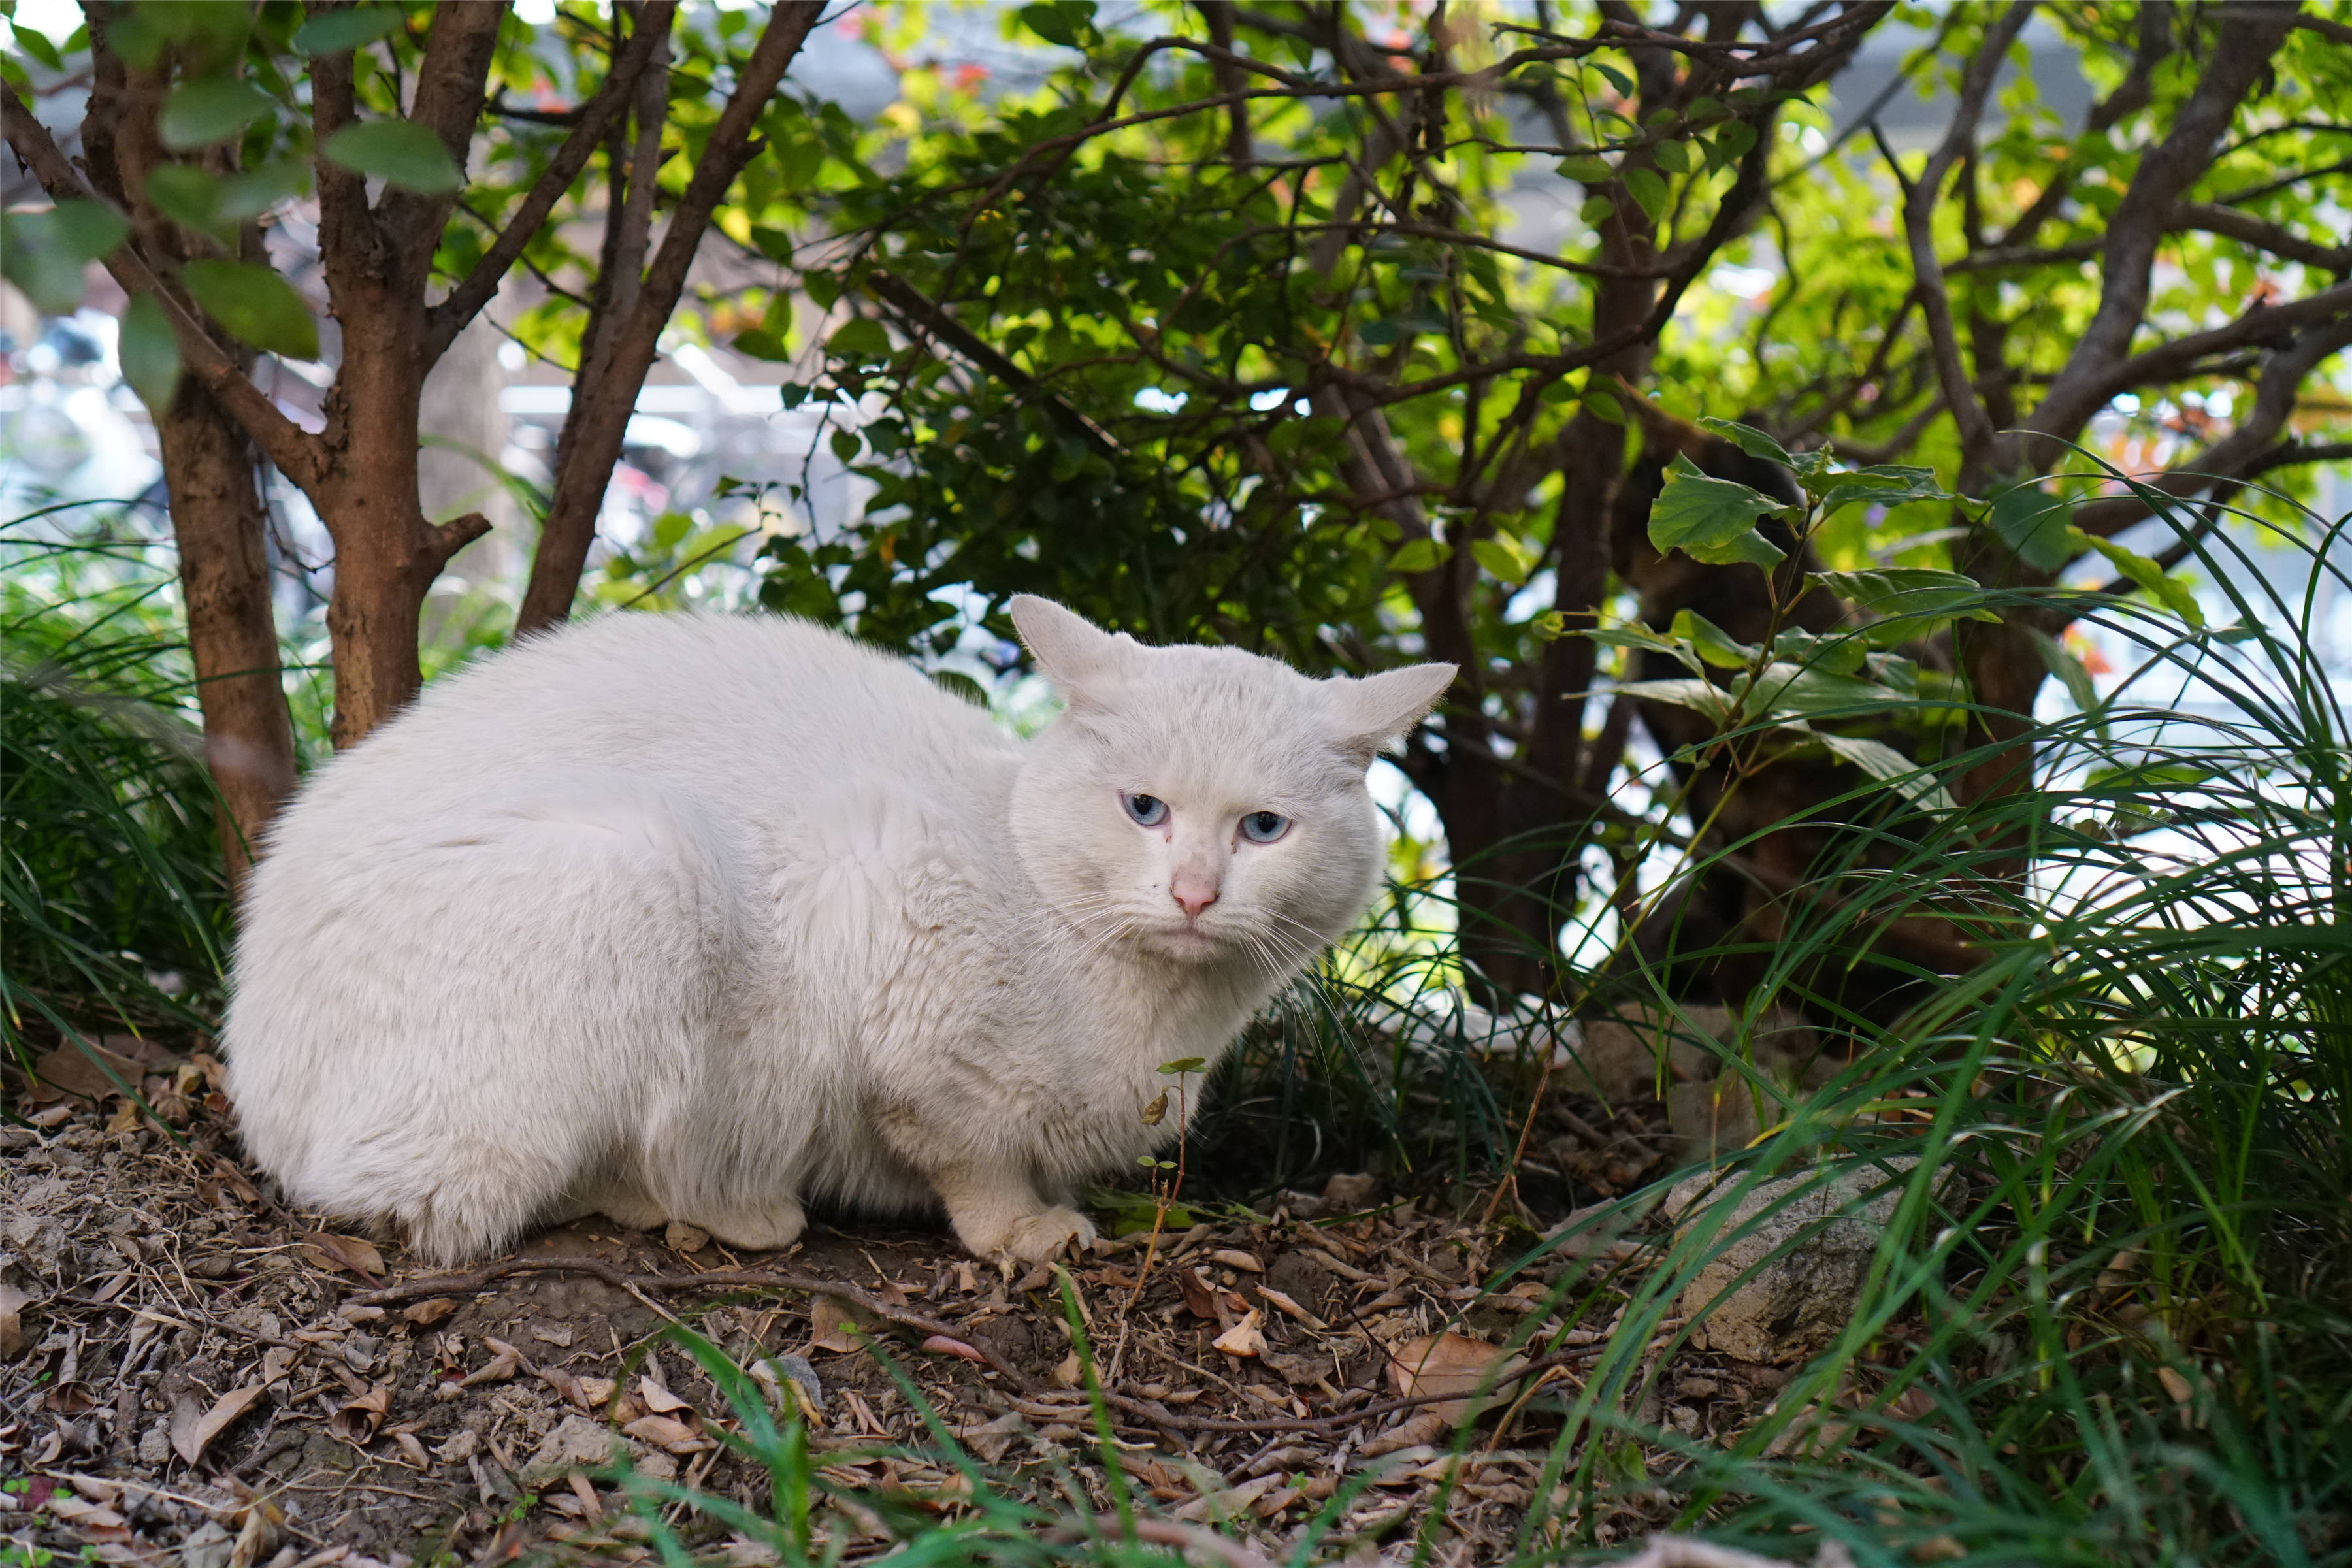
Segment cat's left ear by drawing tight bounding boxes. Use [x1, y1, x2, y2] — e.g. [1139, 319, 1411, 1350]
[1324, 664, 1456, 765]
[1009, 595, 1145, 706]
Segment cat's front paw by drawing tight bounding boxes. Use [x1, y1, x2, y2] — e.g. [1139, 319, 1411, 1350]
[1002, 1207, 1097, 1262]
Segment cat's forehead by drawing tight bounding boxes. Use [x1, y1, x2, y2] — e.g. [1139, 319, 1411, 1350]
[1073, 646, 1359, 793]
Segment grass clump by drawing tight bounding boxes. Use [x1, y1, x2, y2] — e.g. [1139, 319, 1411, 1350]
[3, 506, 232, 1077]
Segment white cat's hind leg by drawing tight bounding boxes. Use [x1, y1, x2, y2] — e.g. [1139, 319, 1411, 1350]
[227, 772, 747, 1264]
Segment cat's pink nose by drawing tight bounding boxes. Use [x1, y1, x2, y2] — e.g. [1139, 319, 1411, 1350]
[1171, 873, 1219, 920]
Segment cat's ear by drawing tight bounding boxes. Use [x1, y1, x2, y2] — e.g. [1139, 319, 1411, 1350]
[1325, 663, 1456, 765]
[1009, 595, 1144, 704]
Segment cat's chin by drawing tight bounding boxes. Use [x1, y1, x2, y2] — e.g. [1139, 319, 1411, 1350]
[1135, 923, 1230, 964]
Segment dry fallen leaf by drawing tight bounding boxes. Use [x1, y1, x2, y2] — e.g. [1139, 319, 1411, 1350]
[1176, 1269, 1220, 1320]
[460, 1337, 526, 1388]
[1052, 1350, 1083, 1388]
[2158, 1367, 2194, 1405]
[298, 1233, 385, 1277]
[539, 1365, 588, 1411]
[171, 1382, 268, 1466]
[638, 1374, 690, 1414]
[1211, 1309, 1268, 1358]
[401, 1298, 457, 1327]
[326, 1382, 390, 1446]
[808, 1295, 862, 1354]
[391, 1431, 430, 1470]
[664, 1220, 709, 1254]
[259, 1346, 298, 1386]
[1210, 1249, 1264, 1273]
[1386, 1332, 1526, 1422]
[1255, 1284, 1327, 1330]
[623, 1413, 713, 1454]
[0, 1284, 29, 1360]
[921, 1334, 988, 1365]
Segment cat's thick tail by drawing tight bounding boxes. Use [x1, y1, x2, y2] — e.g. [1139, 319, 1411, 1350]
[223, 771, 746, 1263]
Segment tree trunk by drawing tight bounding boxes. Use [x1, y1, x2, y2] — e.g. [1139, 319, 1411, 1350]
[155, 382, 297, 900]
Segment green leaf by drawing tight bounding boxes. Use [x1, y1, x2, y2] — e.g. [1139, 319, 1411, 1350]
[1578, 194, 1618, 225]
[1744, 663, 1903, 721]
[118, 293, 182, 413]
[1697, 416, 1793, 469]
[1614, 676, 1734, 723]
[829, 429, 862, 464]
[1988, 482, 2073, 572]
[826, 316, 893, 361]
[322, 120, 463, 193]
[1651, 140, 1693, 174]
[292, 5, 402, 54]
[1769, 627, 1867, 676]
[1018, 2, 1093, 46]
[2082, 534, 2204, 628]
[1622, 166, 1669, 222]
[1388, 538, 1450, 575]
[734, 327, 793, 361]
[218, 159, 311, 221]
[1157, 1056, 1206, 1075]
[1590, 62, 1634, 98]
[1584, 622, 1702, 676]
[0, 201, 129, 314]
[180, 259, 319, 359]
[1558, 155, 1613, 183]
[1818, 464, 1953, 516]
[1649, 453, 1788, 570]
[142, 164, 224, 233]
[1670, 609, 1756, 669]
[1711, 120, 1759, 161]
[1470, 533, 1539, 585]
[749, 224, 796, 263]
[1816, 568, 2002, 626]
[1818, 732, 1957, 816]
[12, 22, 63, 70]
[157, 77, 275, 151]
[1582, 387, 1625, 424]
[2031, 628, 2102, 720]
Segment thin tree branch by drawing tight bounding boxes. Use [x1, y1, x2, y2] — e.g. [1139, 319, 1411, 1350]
[1893, 3, 2035, 481]
[0, 82, 325, 491]
[515, 1, 826, 636]
[2069, 313, 2352, 538]
[2031, 5, 2304, 449]
[422, 1, 676, 365]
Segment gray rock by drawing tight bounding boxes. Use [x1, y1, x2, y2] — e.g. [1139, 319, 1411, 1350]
[1667, 1160, 1921, 1363]
[519, 1413, 623, 1484]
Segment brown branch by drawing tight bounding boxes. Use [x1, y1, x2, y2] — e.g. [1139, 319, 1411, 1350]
[423, 1, 677, 366]
[515, 1, 825, 636]
[2291, 13, 2352, 47]
[2172, 201, 2351, 273]
[2031, 5, 2304, 448]
[384, 0, 506, 264]
[0, 82, 325, 491]
[1996, 1, 2170, 253]
[2070, 312, 2352, 539]
[1894, 3, 2034, 482]
[858, 269, 1124, 457]
[2053, 280, 2352, 448]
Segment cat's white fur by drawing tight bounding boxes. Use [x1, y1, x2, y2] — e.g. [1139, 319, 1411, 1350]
[224, 599, 1451, 1263]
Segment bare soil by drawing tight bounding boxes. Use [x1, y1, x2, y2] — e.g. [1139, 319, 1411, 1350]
[1, 1037, 1793, 1567]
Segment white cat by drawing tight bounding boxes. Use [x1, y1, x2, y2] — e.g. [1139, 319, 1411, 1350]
[223, 598, 1451, 1263]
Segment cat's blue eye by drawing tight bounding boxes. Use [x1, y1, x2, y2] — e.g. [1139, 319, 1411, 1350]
[1123, 793, 1169, 827]
[1239, 811, 1290, 844]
